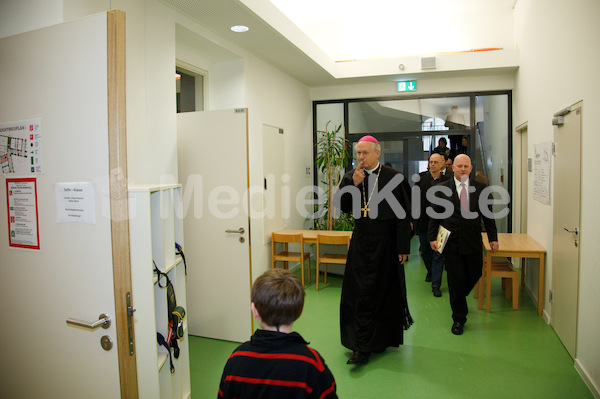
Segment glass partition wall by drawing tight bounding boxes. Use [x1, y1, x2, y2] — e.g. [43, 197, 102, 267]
[313, 92, 512, 233]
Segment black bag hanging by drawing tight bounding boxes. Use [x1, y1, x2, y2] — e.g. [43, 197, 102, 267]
[154, 262, 182, 358]
[175, 242, 186, 275]
[165, 280, 180, 358]
[172, 306, 186, 339]
[156, 332, 175, 375]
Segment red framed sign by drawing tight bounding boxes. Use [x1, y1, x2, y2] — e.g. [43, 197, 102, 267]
[6, 177, 40, 250]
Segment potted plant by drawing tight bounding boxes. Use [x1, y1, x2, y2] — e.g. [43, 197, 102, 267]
[314, 122, 353, 231]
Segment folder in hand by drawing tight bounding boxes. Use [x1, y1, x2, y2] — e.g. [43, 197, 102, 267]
[436, 225, 451, 254]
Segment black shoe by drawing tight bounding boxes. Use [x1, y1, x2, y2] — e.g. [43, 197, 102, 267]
[432, 287, 442, 297]
[347, 351, 370, 365]
[425, 273, 432, 282]
[451, 321, 464, 335]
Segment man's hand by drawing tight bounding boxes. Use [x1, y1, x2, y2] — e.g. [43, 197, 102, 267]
[490, 241, 499, 251]
[352, 165, 367, 186]
[398, 254, 408, 264]
[430, 241, 438, 252]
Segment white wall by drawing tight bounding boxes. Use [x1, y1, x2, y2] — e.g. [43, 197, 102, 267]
[211, 59, 245, 110]
[119, 0, 311, 282]
[56, 0, 178, 185]
[2, 0, 598, 394]
[175, 26, 244, 112]
[57, 0, 312, 283]
[0, 0, 63, 38]
[513, 0, 600, 394]
[243, 55, 312, 279]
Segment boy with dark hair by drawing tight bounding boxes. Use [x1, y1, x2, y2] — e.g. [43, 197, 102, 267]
[218, 269, 338, 398]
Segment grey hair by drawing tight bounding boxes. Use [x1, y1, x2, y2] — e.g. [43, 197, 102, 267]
[369, 141, 381, 152]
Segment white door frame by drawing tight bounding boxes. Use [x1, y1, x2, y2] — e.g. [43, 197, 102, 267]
[551, 101, 583, 359]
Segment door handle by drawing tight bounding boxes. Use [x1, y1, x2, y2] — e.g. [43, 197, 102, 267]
[66, 313, 111, 330]
[563, 227, 578, 235]
[225, 227, 245, 234]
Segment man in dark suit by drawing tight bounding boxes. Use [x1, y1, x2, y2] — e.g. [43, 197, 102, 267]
[428, 154, 498, 335]
[438, 152, 450, 176]
[416, 153, 450, 297]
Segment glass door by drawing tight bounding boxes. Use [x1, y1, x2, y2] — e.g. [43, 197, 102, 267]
[349, 135, 427, 187]
[314, 91, 512, 232]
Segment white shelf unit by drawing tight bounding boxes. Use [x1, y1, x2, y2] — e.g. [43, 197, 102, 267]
[129, 184, 191, 399]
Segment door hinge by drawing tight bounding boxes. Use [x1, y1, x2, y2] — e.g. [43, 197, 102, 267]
[126, 292, 135, 355]
[549, 289, 553, 303]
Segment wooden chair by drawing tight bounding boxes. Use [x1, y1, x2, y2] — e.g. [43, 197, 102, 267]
[271, 232, 311, 287]
[476, 256, 519, 310]
[315, 233, 350, 291]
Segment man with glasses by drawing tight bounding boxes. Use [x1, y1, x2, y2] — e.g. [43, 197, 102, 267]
[337, 135, 413, 365]
[416, 153, 450, 297]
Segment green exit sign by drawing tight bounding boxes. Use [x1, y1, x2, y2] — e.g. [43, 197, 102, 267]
[397, 81, 417, 92]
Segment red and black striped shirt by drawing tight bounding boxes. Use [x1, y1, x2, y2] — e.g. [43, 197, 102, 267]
[218, 330, 337, 399]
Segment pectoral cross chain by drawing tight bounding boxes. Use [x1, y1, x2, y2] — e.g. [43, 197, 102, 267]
[361, 166, 381, 218]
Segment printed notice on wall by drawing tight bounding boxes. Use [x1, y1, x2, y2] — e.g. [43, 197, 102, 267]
[6, 178, 40, 250]
[0, 118, 43, 174]
[533, 142, 552, 205]
[55, 182, 96, 224]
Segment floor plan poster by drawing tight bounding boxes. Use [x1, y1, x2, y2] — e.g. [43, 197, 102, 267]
[0, 118, 43, 174]
[6, 178, 40, 250]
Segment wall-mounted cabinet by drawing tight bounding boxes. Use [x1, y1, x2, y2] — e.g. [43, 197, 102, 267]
[129, 184, 190, 399]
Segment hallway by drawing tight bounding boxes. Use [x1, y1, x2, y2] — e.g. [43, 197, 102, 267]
[190, 238, 592, 398]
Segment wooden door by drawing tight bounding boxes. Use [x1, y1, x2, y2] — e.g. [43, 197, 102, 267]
[551, 101, 582, 359]
[177, 109, 253, 343]
[0, 11, 135, 398]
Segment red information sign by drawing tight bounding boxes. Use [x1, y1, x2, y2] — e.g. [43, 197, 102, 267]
[6, 177, 40, 250]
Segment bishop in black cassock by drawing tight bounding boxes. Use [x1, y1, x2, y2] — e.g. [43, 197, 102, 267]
[336, 135, 413, 365]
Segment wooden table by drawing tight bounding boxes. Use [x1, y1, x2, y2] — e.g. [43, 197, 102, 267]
[275, 229, 352, 244]
[480, 233, 546, 315]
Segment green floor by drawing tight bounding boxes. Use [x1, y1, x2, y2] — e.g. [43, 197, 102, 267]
[189, 239, 593, 398]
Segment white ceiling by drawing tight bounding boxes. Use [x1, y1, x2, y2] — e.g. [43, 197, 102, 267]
[269, 0, 517, 61]
[162, 0, 517, 87]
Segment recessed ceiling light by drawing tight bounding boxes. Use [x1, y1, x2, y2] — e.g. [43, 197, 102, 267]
[231, 25, 249, 33]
